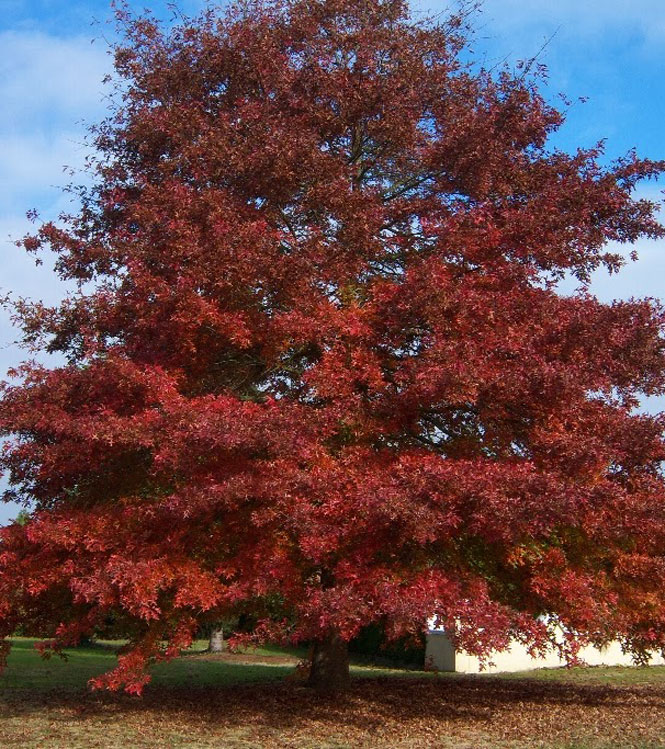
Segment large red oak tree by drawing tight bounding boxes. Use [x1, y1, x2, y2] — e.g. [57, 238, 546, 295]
[2, 0, 665, 692]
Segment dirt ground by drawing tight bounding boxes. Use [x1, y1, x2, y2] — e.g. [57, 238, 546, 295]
[189, 650, 301, 666]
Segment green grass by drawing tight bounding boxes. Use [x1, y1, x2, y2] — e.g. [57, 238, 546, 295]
[0, 637, 440, 696]
[2, 638, 665, 748]
[496, 663, 665, 686]
[4, 637, 665, 693]
[0, 638, 300, 692]
[184, 638, 309, 659]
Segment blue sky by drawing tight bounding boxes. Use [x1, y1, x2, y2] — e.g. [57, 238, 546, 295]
[1, 0, 664, 523]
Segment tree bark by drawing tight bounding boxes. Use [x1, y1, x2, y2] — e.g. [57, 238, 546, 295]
[307, 630, 350, 691]
[208, 628, 224, 653]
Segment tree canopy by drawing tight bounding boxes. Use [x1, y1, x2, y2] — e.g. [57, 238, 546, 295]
[2, 0, 665, 692]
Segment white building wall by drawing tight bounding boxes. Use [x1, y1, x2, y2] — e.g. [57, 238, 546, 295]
[425, 630, 665, 674]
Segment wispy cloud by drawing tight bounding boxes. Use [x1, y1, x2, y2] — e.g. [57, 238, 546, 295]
[0, 131, 92, 213]
[0, 32, 108, 292]
[0, 31, 109, 204]
[0, 31, 109, 126]
[1, 4, 664, 522]
[0, 29, 109, 410]
[474, 0, 665, 47]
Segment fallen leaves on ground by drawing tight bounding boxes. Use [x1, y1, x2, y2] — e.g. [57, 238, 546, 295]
[2, 674, 665, 748]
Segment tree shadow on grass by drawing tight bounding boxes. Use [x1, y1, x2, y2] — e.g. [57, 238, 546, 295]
[3, 673, 665, 737]
[3, 640, 665, 744]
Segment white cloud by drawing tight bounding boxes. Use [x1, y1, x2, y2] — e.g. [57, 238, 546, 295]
[0, 30, 108, 525]
[0, 31, 109, 208]
[0, 210, 70, 527]
[473, 0, 665, 45]
[0, 9, 664, 524]
[0, 211, 71, 304]
[0, 30, 108, 324]
[568, 185, 665, 304]
[0, 31, 110, 127]
[585, 238, 665, 304]
[0, 30, 101, 449]
[0, 130, 93, 213]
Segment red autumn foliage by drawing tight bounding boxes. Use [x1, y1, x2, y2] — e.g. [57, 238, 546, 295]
[2, 0, 665, 692]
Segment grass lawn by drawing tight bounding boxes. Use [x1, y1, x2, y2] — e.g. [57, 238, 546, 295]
[2, 638, 665, 748]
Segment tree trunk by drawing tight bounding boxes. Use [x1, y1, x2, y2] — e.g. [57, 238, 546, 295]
[307, 630, 350, 691]
[208, 628, 224, 653]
